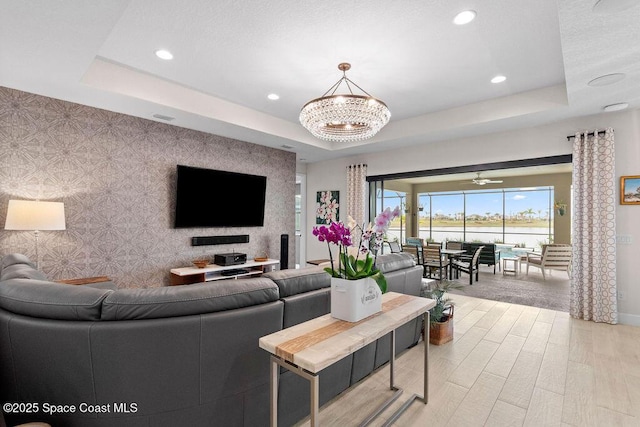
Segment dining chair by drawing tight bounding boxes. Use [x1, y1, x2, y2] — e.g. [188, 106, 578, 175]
[405, 237, 424, 247]
[446, 241, 463, 250]
[387, 241, 402, 253]
[404, 237, 425, 265]
[424, 246, 449, 281]
[451, 245, 484, 284]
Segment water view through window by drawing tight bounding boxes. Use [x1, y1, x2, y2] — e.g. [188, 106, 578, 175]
[380, 187, 554, 250]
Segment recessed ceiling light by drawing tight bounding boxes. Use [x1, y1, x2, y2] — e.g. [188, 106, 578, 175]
[593, 0, 640, 14]
[603, 102, 629, 112]
[268, 93, 280, 100]
[491, 75, 507, 84]
[155, 49, 173, 60]
[588, 73, 626, 87]
[453, 10, 477, 25]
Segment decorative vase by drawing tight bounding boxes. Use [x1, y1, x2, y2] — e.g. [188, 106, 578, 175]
[558, 207, 566, 216]
[429, 306, 454, 345]
[330, 277, 382, 322]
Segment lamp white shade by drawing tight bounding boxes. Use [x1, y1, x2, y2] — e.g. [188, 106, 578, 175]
[4, 200, 66, 231]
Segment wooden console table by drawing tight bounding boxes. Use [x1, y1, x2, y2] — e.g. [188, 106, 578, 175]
[169, 259, 279, 285]
[259, 292, 435, 426]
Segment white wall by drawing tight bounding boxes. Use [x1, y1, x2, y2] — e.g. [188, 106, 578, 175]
[306, 109, 640, 324]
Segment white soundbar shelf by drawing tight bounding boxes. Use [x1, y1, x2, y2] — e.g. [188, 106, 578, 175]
[170, 259, 280, 285]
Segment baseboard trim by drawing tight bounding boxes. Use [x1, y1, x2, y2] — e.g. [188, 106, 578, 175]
[618, 312, 640, 326]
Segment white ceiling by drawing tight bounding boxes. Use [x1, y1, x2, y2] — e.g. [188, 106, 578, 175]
[1, 0, 639, 163]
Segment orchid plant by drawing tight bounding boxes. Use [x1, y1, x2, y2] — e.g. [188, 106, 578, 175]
[312, 207, 400, 293]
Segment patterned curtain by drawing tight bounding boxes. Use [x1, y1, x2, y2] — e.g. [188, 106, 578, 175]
[346, 164, 368, 226]
[571, 128, 617, 324]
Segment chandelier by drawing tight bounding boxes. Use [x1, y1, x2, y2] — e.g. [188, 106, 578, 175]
[299, 63, 391, 143]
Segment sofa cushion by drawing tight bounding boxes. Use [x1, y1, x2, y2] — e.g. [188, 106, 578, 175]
[263, 267, 330, 298]
[375, 253, 416, 273]
[0, 253, 47, 281]
[101, 277, 280, 320]
[0, 278, 112, 320]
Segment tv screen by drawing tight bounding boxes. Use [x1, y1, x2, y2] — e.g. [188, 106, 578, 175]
[174, 165, 267, 228]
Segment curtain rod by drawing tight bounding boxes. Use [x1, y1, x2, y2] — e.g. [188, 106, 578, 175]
[347, 164, 367, 168]
[566, 130, 608, 141]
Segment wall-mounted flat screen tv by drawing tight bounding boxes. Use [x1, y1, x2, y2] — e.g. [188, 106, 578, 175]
[174, 165, 267, 228]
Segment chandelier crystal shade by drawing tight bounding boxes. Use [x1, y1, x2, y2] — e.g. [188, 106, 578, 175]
[299, 63, 391, 143]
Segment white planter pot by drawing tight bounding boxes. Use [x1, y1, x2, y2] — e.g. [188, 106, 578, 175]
[330, 277, 382, 322]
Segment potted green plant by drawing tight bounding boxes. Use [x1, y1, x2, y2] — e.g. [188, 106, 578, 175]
[555, 200, 567, 216]
[424, 281, 462, 345]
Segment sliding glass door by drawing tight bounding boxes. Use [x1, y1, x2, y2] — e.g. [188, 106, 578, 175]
[372, 184, 407, 244]
[416, 187, 554, 248]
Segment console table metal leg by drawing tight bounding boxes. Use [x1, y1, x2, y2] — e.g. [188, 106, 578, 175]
[382, 313, 430, 427]
[310, 373, 320, 426]
[389, 330, 395, 389]
[424, 311, 430, 404]
[270, 356, 279, 427]
[359, 330, 403, 427]
[271, 356, 320, 427]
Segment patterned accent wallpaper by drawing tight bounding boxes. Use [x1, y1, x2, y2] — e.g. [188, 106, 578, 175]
[0, 86, 296, 287]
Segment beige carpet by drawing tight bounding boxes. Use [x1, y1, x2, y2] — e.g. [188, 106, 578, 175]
[444, 264, 570, 312]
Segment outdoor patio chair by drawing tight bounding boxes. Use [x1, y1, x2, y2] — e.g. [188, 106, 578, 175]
[526, 244, 572, 280]
[446, 241, 464, 250]
[405, 237, 424, 247]
[451, 245, 484, 284]
[387, 241, 402, 253]
[404, 237, 425, 264]
[424, 246, 449, 281]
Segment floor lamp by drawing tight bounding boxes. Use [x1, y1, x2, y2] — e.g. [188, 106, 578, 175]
[4, 200, 66, 268]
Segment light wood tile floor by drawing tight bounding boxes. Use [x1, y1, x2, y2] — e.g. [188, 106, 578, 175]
[294, 294, 640, 426]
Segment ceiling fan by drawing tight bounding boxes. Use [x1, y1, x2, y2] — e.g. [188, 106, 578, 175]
[471, 172, 503, 186]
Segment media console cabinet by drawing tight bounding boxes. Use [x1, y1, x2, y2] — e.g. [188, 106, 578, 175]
[170, 258, 280, 285]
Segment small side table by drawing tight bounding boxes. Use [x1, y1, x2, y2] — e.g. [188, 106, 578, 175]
[517, 254, 528, 273]
[502, 257, 520, 276]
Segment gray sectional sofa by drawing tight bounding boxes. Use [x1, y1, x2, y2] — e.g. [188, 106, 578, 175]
[0, 252, 423, 427]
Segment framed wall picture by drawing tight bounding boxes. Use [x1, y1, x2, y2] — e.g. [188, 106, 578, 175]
[316, 190, 339, 224]
[620, 175, 640, 205]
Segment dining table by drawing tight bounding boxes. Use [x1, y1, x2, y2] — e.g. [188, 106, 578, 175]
[440, 248, 467, 279]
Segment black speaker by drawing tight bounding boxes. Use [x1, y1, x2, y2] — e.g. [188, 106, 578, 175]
[280, 234, 289, 270]
[191, 235, 249, 246]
